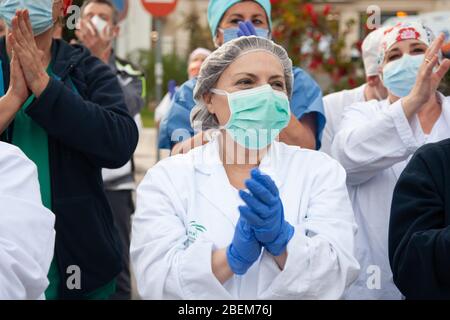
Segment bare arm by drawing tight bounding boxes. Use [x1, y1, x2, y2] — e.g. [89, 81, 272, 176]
[212, 248, 234, 284]
[273, 251, 288, 270]
[0, 94, 22, 134]
[278, 113, 317, 150]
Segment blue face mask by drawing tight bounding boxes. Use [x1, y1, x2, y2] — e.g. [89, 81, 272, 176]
[382, 54, 424, 98]
[0, 0, 54, 36]
[219, 27, 270, 43]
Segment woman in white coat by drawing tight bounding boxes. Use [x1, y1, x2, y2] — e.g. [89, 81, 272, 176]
[131, 36, 359, 300]
[0, 142, 55, 299]
[331, 22, 450, 299]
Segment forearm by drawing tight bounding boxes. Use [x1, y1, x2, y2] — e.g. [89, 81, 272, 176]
[0, 94, 23, 134]
[273, 251, 288, 270]
[212, 248, 234, 284]
[279, 113, 316, 150]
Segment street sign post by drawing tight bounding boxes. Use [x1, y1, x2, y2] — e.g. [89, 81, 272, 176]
[140, 0, 178, 162]
[140, 0, 178, 17]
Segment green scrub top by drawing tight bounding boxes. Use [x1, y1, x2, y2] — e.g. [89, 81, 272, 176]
[9, 65, 115, 300]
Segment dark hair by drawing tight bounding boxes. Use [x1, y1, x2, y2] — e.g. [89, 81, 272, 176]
[81, 0, 119, 25]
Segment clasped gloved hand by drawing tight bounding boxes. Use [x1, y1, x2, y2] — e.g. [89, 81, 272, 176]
[237, 21, 258, 37]
[239, 168, 295, 256]
[227, 218, 262, 275]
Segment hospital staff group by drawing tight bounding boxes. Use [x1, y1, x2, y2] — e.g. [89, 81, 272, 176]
[1, 0, 450, 300]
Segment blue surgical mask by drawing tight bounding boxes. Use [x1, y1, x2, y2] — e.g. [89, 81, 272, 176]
[219, 27, 270, 43]
[211, 84, 291, 150]
[0, 0, 54, 36]
[382, 54, 424, 98]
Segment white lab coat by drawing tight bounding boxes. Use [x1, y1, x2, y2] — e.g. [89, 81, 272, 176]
[0, 142, 55, 300]
[320, 84, 366, 155]
[131, 137, 360, 300]
[331, 93, 450, 300]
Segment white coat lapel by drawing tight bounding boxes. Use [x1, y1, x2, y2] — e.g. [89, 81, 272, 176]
[195, 139, 240, 227]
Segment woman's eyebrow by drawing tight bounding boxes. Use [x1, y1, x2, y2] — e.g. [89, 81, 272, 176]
[387, 47, 401, 55]
[269, 75, 284, 80]
[227, 13, 245, 20]
[251, 14, 265, 19]
[410, 42, 426, 48]
[233, 72, 257, 78]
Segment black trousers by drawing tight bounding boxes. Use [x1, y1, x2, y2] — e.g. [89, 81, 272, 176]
[105, 189, 134, 300]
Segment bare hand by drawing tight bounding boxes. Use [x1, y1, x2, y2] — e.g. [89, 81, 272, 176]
[6, 37, 29, 107]
[403, 33, 450, 117]
[10, 10, 50, 98]
[75, 19, 112, 63]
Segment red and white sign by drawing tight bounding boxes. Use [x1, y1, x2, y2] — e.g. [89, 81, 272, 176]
[140, 0, 178, 17]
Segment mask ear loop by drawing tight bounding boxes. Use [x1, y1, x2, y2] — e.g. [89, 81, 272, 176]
[209, 88, 232, 131]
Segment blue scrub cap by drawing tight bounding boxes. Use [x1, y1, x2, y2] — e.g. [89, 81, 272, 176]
[207, 0, 272, 38]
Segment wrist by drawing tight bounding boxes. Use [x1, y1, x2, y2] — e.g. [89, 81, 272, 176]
[226, 244, 249, 275]
[3, 91, 26, 109]
[265, 222, 294, 256]
[32, 73, 50, 98]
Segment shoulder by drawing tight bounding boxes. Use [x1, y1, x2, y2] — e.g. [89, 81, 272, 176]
[292, 66, 318, 85]
[173, 78, 197, 105]
[274, 141, 345, 175]
[142, 147, 199, 187]
[411, 138, 450, 166]
[0, 142, 35, 171]
[341, 98, 383, 118]
[115, 56, 144, 77]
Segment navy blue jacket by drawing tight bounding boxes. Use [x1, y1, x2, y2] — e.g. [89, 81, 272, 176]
[389, 139, 450, 299]
[0, 38, 139, 298]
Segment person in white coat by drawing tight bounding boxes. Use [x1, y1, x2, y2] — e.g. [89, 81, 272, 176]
[331, 22, 450, 300]
[0, 142, 55, 299]
[131, 36, 360, 300]
[320, 27, 388, 155]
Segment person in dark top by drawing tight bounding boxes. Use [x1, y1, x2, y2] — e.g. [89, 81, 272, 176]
[0, 1, 138, 299]
[389, 138, 450, 300]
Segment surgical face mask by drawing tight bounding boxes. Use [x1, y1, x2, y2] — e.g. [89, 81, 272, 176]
[382, 54, 424, 98]
[91, 15, 108, 35]
[211, 84, 291, 150]
[0, 0, 54, 36]
[218, 27, 269, 43]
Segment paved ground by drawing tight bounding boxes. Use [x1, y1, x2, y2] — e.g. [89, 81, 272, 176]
[134, 128, 170, 184]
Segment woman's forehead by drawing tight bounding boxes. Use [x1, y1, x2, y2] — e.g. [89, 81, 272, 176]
[224, 1, 267, 19]
[225, 51, 284, 76]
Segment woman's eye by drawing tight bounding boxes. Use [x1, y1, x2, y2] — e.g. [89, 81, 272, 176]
[387, 54, 401, 62]
[412, 48, 425, 54]
[235, 79, 253, 88]
[271, 82, 284, 90]
[230, 19, 243, 25]
[252, 19, 263, 26]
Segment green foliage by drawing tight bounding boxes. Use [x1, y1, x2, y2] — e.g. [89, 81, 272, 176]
[128, 49, 188, 105]
[183, 7, 215, 53]
[271, 0, 365, 92]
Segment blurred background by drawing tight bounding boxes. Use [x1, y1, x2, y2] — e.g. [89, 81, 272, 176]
[63, 0, 450, 129]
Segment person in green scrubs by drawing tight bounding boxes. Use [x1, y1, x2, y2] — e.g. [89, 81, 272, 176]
[0, 0, 138, 299]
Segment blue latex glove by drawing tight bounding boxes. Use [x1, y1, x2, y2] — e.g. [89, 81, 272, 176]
[239, 168, 295, 256]
[227, 218, 262, 275]
[237, 21, 257, 37]
[168, 80, 177, 99]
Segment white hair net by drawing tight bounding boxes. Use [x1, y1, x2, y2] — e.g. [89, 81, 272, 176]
[191, 36, 293, 130]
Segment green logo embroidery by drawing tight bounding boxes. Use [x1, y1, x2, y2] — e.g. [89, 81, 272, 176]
[187, 221, 207, 245]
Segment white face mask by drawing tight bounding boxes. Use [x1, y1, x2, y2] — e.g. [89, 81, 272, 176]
[91, 15, 108, 35]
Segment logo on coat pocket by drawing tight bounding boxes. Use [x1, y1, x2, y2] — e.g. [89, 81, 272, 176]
[186, 221, 207, 246]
